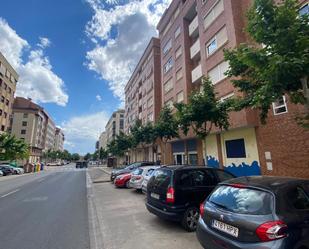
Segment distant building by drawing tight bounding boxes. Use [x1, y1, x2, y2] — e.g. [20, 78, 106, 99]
[0, 52, 18, 133]
[95, 140, 99, 150]
[98, 131, 107, 150]
[54, 127, 64, 152]
[105, 109, 125, 143]
[11, 97, 56, 163]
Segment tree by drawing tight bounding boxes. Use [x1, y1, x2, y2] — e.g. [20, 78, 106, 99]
[0, 133, 29, 161]
[107, 132, 131, 157]
[224, 0, 309, 127]
[156, 105, 179, 164]
[99, 147, 108, 160]
[175, 77, 231, 165]
[84, 153, 91, 161]
[71, 153, 80, 161]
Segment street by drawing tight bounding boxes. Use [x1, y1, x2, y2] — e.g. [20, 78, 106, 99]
[89, 167, 202, 249]
[0, 164, 90, 249]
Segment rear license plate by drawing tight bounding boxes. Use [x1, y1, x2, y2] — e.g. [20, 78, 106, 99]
[150, 192, 160, 200]
[212, 220, 239, 238]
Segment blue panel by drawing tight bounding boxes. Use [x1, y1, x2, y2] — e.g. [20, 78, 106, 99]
[224, 161, 261, 177]
[225, 139, 246, 158]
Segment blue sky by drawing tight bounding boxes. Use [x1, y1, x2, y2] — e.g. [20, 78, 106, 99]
[0, 0, 171, 154]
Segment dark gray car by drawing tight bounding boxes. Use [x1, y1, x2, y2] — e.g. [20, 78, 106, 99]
[196, 176, 309, 249]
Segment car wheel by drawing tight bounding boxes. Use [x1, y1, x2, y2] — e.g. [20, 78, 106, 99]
[125, 180, 130, 188]
[181, 207, 199, 232]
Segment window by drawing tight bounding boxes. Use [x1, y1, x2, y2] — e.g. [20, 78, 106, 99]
[163, 57, 173, 73]
[163, 39, 172, 55]
[120, 120, 124, 129]
[5, 99, 9, 106]
[209, 185, 273, 215]
[216, 170, 234, 182]
[1, 96, 4, 103]
[147, 97, 153, 108]
[208, 60, 229, 84]
[177, 171, 192, 187]
[175, 46, 182, 59]
[188, 153, 198, 165]
[204, 0, 224, 30]
[147, 112, 153, 122]
[225, 139, 246, 158]
[174, 7, 180, 19]
[288, 187, 309, 210]
[4, 112, 7, 118]
[175, 26, 181, 39]
[272, 96, 288, 115]
[0, 109, 2, 116]
[206, 26, 227, 56]
[220, 92, 234, 102]
[164, 78, 173, 93]
[176, 68, 183, 81]
[299, 3, 308, 16]
[176, 91, 184, 103]
[23, 113, 28, 118]
[165, 99, 174, 109]
[162, 20, 172, 37]
[21, 129, 26, 135]
[191, 170, 215, 186]
[1, 125, 5, 131]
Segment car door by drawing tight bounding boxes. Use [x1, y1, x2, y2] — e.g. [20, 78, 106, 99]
[175, 169, 194, 206]
[189, 169, 217, 206]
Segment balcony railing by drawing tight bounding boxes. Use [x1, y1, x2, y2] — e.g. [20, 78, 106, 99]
[191, 64, 202, 83]
[190, 39, 200, 60]
[189, 15, 199, 37]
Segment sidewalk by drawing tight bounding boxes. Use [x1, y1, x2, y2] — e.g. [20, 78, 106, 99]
[88, 167, 111, 183]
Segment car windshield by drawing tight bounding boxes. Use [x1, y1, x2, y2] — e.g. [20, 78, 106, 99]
[132, 168, 143, 175]
[209, 185, 273, 215]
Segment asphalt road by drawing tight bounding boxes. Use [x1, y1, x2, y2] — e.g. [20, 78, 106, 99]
[0, 164, 90, 249]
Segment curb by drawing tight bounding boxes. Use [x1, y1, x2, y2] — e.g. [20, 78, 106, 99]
[98, 168, 111, 176]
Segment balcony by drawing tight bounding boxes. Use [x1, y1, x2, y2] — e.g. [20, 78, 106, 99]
[191, 64, 202, 83]
[189, 15, 199, 37]
[190, 39, 200, 60]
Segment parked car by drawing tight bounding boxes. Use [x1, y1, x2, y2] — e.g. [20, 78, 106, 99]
[110, 161, 155, 182]
[114, 173, 132, 188]
[0, 165, 14, 176]
[76, 161, 88, 168]
[7, 166, 24, 175]
[129, 166, 160, 191]
[196, 176, 309, 249]
[0, 170, 3, 176]
[142, 168, 159, 194]
[146, 165, 235, 231]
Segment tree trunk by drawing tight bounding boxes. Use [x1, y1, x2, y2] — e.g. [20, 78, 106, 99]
[301, 76, 309, 114]
[203, 137, 208, 166]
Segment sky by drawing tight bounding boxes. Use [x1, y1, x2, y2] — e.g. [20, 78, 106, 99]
[0, 0, 171, 154]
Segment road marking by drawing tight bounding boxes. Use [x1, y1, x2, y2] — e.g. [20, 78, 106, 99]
[37, 178, 45, 182]
[1, 189, 20, 198]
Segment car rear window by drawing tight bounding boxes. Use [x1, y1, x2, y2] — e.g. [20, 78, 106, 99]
[152, 169, 172, 188]
[208, 185, 273, 215]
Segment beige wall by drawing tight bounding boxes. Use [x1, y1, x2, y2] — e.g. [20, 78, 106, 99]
[0, 52, 18, 133]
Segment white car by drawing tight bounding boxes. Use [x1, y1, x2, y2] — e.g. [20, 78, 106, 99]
[141, 167, 160, 194]
[10, 167, 24, 174]
[129, 166, 160, 191]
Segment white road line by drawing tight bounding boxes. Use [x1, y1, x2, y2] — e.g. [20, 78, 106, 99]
[1, 189, 20, 198]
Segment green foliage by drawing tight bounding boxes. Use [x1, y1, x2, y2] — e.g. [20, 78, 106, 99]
[107, 132, 132, 157]
[156, 105, 179, 143]
[99, 147, 108, 160]
[175, 77, 231, 139]
[84, 153, 91, 161]
[224, 0, 309, 124]
[71, 153, 80, 161]
[0, 133, 29, 161]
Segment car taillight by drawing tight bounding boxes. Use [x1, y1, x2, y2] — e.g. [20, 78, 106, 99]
[200, 202, 205, 217]
[256, 221, 288, 242]
[166, 187, 175, 204]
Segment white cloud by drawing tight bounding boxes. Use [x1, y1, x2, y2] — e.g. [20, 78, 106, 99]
[61, 111, 109, 154]
[0, 18, 68, 106]
[85, 0, 171, 101]
[38, 37, 51, 49]
[96, 94, 102, 101]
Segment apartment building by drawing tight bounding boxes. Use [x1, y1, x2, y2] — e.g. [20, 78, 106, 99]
[11, 97, 56, 163]
[0, 52, 18, 133]
[98, 131, 107, 150]
[156, 0, 309, 178]
[54, 127, 64, 152]
[105, 109, 125, 143]
[124, 38, 161, 162]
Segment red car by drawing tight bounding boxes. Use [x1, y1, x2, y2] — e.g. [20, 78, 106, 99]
[114, 173, 131, 188]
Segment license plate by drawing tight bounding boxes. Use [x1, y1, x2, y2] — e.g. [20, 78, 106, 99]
[212, 220, 239, 237]
[150, 192, 160, 200]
